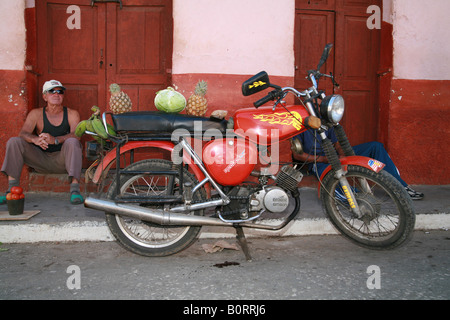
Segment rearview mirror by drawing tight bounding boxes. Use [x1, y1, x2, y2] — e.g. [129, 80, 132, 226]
[317, 43, 333, 71]
[242, 71, 271, 96]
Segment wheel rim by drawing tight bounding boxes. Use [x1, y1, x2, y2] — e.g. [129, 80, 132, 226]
[327, 173, 403, 242]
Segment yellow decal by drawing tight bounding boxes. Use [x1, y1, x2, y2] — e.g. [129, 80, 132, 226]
[342, 185, 356, 209]
[253, 111, 303, 131]
[249, 81, 267, 89]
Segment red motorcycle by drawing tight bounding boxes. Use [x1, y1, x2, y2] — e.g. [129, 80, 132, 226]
[84, 44, 415, 259]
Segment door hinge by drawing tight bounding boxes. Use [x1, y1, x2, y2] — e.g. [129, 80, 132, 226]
[91, 0, 123, 9]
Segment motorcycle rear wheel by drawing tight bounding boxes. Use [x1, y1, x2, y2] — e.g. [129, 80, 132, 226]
[105, 159, 206, 257]
[320, 165, 415, 250]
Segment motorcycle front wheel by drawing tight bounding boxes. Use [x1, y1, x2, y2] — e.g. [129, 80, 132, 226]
[320, 165, 415, 250]
[105, 159, 206, 257]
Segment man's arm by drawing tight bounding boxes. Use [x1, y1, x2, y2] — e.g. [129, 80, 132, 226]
[292, 150, 328, 164]
[292, 141, 345, 164]
[19, 109, 49, 149]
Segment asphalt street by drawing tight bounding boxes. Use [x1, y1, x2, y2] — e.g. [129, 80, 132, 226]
[0, 230, 449, 302]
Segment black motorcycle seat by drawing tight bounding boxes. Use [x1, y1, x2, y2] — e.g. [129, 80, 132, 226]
[111, 111, 228, 134]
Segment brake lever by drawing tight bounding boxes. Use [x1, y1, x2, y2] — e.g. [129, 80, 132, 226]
[325, 72, 339, 88]
[318, 72, 340, 88]
[330, 72, 340, 88]
[272, 100, 286, 111]
[272, 91, 288, 110]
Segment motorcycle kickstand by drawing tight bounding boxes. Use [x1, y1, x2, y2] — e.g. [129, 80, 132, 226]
[234, 226, 252, 261]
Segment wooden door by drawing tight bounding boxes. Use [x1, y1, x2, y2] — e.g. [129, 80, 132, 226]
[294, 9, 335, 95]
[334, 0, 381, 145]
[105, 0, 173, 110]
[295, 0, 381, 145]
[37, 0, 173, 166]
[36, 0, 106, 122]
[37, 0, 172, 118]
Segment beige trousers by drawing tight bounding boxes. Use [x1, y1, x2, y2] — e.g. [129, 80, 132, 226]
[1, 137, 83, 181]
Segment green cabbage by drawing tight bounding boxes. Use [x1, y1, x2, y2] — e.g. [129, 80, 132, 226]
[154, 87, 186, 113]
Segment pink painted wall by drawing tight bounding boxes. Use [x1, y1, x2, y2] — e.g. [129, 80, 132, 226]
[0, 0, 26, 70]
[173, 0, 295, 77]
[392, 0, 450, 80]
[387, 0, 450, 184]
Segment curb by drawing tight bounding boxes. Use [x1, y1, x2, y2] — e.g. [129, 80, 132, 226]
[1, 213, 449, 243]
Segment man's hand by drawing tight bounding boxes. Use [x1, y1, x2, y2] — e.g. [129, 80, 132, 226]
[35, 133, 52, 150]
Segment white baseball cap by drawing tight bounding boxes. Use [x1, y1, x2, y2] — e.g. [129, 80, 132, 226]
[43, 80, 66, 93]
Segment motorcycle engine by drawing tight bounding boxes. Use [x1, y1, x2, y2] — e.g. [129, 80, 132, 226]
[275, 165, 303, 195]
[218, 166, 302, 221]
[249, 187, 290, 213]
[219, 185, 290, 221]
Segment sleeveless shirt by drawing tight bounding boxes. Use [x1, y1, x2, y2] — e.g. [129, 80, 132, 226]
[42, 107, 70, 152]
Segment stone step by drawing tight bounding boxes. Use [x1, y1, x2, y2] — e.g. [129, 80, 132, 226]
[28, 171, 98, 193]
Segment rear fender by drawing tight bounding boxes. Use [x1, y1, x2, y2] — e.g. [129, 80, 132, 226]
[92, 141, 209, 196]
[317, 156, 386, 197]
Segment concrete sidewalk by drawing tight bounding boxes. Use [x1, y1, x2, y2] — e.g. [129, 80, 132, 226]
[0, 185, 449, 243]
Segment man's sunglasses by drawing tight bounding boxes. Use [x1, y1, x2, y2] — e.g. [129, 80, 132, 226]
[47, 89, 65, 95]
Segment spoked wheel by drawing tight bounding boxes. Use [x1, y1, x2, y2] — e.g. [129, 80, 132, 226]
[320, 165, 415, 250]
[105, 159, 206, 257]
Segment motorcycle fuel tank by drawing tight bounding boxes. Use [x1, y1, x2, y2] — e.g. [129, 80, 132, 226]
[233, 105, 310, 145]
[202, 138, 258, 186]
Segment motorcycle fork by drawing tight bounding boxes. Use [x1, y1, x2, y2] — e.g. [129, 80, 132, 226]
[318, 130, 363, 218]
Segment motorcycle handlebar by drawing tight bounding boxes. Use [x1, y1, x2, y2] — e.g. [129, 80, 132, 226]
[252, 86, 319, 118]
[253, 86, 315, 108]
[254, 90, 277, 108]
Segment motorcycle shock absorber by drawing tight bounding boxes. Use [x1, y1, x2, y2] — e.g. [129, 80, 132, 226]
[334, 124, 372, 195]
[334, 124, 355, 157]
[318, 130, 342, 174]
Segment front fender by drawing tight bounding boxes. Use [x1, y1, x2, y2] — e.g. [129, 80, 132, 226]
[317, 156, 386, 197]
[92, 141, 208, 195]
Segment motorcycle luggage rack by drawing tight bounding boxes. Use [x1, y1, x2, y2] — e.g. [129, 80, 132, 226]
[115, 134, 173, 141]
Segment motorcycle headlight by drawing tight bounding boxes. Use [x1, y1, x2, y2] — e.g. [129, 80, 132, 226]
[320, 95, 345, 124]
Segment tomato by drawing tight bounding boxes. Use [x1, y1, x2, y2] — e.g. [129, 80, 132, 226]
[6, 193, 12, 201]
[11, 193, 20, 200]
[11, 186, 23, 195]
[19, 193, 25, 199]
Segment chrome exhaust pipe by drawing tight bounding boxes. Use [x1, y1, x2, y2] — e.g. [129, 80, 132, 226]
[84, 196, 232, 227]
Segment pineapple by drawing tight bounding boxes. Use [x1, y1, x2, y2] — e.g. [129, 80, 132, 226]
[186, 80, 208, 117]
[109, 83, 132, 114]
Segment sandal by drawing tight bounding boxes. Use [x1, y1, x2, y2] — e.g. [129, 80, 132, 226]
[70, 193, 84, 205]
[405, 186, 424, 200]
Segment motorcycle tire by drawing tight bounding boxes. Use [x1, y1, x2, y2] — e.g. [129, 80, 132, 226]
[105, 159, 206, 257]
[320, 165, 415, 250]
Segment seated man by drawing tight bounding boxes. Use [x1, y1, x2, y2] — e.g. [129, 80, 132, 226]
[1, 80, 84, 204]
[292, 128, 424, 200]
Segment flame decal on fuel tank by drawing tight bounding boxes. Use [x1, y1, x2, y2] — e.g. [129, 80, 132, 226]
[253, 111, 303, 131]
